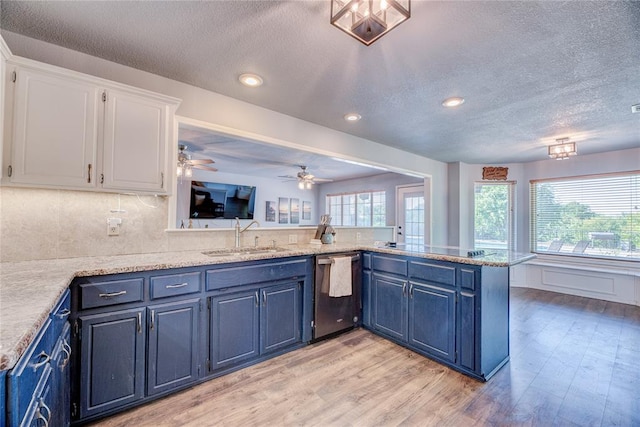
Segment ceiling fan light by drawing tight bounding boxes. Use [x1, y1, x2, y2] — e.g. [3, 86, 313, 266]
[306, 181, 313, 189]
[298, 181, 305, 190]
[177, 165, 183, 177]
[185, 165, 193, 178]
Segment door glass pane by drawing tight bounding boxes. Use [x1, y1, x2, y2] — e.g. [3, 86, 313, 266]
[404, 194, 425, 250]
[474, 183, 513, 250]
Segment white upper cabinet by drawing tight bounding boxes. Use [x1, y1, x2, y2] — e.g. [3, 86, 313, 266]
[4, 58, 180, 194]
[10, 67, 100, 188]
[102, 88, 169, 192]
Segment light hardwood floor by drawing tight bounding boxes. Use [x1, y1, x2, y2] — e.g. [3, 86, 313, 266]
[91, 288, 640, 426]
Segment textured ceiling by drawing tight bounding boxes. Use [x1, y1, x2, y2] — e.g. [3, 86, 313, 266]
[1, 0, 639, 165]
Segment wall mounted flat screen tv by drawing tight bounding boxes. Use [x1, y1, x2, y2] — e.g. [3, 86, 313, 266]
[190, 181, 256, 219]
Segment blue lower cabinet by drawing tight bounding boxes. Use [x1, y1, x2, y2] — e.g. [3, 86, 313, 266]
[78, 307, 146, 419]
[371, 274, 407, 341]
[210, 281, 302, 373]
[210, 291, 260, 370]
[261, 282, 301, 354]
[147, 299, 200, 396]
[408, 282, 456, 363]
[51, 323, 72, 427]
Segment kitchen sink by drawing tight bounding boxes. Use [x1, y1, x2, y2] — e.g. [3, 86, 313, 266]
[202, 247, 290, 257]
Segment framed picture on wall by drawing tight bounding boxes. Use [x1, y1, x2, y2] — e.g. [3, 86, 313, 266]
[290, 198, 300, 224]
[278, 197, 289, 224]
[265, 201, 276, 222]
[302, 201, 311, 220]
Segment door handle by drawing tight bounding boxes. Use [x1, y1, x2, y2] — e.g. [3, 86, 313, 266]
[150, 310, 155, 330]
[263, 290, 267, 306]
[402, 283, 407, 297]
[409, 284, 414, 298]
[255, 291, 259, 307]
[137, 312, 142, 334]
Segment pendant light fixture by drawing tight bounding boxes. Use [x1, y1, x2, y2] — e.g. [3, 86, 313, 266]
[331, 0, 411, 46]
[548, 138, 577, 160]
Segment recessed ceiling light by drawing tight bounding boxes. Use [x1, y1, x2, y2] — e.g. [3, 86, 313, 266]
[442, 97, 465, 108]
[344, 113, 361, 122]
[239, 73, 263, 87]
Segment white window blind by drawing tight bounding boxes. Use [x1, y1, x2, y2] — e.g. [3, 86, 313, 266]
[531, 171, 639, 260]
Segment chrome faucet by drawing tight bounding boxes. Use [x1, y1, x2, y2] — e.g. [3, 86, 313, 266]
[235, 217, 261, 247]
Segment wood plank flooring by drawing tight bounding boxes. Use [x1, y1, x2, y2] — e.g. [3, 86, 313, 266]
[90, 288, 640, 426]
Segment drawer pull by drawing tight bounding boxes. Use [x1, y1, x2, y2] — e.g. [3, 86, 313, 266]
[150, 310, 156, 330]
[36, 398, 51, 427]
[99, 290, 127, 298]
[61, 340, 72, 369]
[137, 312, 142, 334]
[263, 290, 267, 307]
[165, 282, 189, 289]
[56, 308, 71, 319]
[254, 291, 259, 307]
[31, 351, 51, 371]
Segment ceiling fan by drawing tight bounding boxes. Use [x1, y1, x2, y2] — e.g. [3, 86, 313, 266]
[177, 144, 218, 177]
[279, 165, 333, 189]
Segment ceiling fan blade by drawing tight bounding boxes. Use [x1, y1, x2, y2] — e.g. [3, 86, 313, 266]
[312, 177, 333, 182]
[189, 159, 215, 165]
[194, 164, 218, 172]
[277, 175, 297, 179]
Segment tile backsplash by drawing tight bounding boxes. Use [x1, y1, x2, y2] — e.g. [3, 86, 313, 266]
[0, 187, 385, 262]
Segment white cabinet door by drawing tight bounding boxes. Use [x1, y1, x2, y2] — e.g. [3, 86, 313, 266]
[11, 68, 99, 188]
[101, 89, 168, 193]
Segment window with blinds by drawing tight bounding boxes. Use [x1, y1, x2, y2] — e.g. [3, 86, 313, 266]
[530, 171, 639, 260]
[326, 191, 386, 226]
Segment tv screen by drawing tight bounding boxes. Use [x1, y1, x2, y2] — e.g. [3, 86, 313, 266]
[190, 181, 256, 219]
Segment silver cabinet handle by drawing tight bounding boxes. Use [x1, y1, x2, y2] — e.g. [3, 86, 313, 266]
[61, 340, 72, 369]
[166, 282, 188, 289]
[56, 308, 71, 319]
[402, 283, 407, 297]
[36, 398, 51, 427]
[409, 284, 414, 298]
[99, 290, 127, 298]
[255, 291, 259, 307]
[137, 312, 142, 334]
[263, 290, 267, 306]
[150, 310, 155, 330]
[31, 351, 51, 371]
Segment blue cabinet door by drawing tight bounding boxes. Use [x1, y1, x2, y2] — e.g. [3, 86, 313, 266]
[458, 291, 476, 371]
[147, 299, 200, 396]
[408, 282, 456, 362]
[362, 270, 372, 328]
[261, 282, 301, 354]
[79, 307, 146, 419]
[210, 291, 260, 371]
[372, 274, 407, 341]
[51, 323, 72, 426]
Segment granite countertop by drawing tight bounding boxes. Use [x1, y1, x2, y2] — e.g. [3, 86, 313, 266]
[0, 244, 534, 371]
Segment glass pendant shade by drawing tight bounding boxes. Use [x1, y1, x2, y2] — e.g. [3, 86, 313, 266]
[331, 0, 410, 46]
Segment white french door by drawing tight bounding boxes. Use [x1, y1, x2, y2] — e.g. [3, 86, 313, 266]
[396, 185, 425, 249]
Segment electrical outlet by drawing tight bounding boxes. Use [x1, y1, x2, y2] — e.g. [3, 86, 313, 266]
[288, 234, 298, 244]
[356, 232, 362, 241]
[107, 218, 122, 236]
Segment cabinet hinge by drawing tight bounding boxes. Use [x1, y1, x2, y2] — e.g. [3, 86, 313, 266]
[7, 165, 12, 177]
[102, 91, 107, 102]
[73, 320, 79, 337]
[100, 173, 104, 184]
[11, 71, 16, 83]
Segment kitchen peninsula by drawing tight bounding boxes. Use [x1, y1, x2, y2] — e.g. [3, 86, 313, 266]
[0, 244, 533, 425]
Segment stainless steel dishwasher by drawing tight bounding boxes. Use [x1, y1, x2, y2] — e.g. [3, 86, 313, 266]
[313, 252, 362, 340]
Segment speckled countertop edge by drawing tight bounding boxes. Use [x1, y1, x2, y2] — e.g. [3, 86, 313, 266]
[0, 244, 534, 370]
